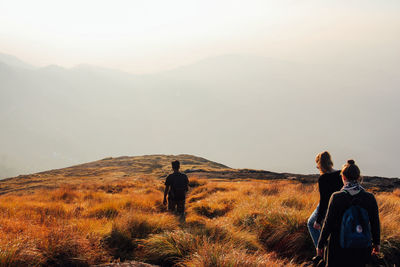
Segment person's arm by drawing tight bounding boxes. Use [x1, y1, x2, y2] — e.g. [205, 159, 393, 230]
[317, 193, 338, 250]
[369, 195, 381, 253]
[185, 175, 189, 192]
[163, 185, 170, 205]
[163, 175, 171, 205]
[316, 177, 329, 225]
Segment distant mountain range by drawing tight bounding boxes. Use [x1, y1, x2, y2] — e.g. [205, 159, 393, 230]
[0, 53, 36, 69]
[1, 52, 399, 178]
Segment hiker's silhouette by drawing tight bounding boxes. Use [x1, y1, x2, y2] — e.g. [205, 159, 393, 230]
[163, 160, 189, 222]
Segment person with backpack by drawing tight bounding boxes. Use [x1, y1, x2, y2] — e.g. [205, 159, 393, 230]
[163, 160, 189, 220]
[317, 160, 380, 267]
[308, 151, 343, 250]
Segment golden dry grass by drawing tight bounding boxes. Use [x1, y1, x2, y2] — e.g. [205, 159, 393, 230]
[0, 175, 399, 266]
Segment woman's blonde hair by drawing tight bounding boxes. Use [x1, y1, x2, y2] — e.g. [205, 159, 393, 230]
[315, 151, 333, 173]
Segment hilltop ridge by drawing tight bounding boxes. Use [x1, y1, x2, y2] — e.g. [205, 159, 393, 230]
[0, 155, 229, 195]
[1, 154, 399, 196]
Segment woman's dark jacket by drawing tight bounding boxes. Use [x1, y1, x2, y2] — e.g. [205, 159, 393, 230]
[316, 171, 344, 225]
[317, 190, 380, 267]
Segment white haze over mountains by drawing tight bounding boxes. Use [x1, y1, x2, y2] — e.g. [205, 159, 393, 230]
[0, 52, 399, 178]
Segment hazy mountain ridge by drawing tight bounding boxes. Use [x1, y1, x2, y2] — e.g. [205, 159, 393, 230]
[0, 53, 36, 70]
[1, 53, 400, 178]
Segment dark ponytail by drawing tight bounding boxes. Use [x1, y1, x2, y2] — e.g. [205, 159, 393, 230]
[341, 159, 361, 181]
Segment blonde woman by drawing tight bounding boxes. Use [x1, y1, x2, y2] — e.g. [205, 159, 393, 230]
[308, 151, 343, 250]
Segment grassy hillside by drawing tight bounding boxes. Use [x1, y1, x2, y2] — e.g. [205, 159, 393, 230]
[0, 155, 399, 266]
[0, 155, 229, 195]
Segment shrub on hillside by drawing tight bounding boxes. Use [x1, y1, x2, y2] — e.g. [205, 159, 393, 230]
[259, 184, 280, 195]
[0, 241, 36, 266]
[189, 219, 261, 251]
[190, 185, 228, 196]
[124, 192, 165, 212]
[102, 226, 135, 261]
[192, 203, 232, 218]
[38, 226, 107, 266]
[103, 212, 178, 260]
[191, 194, 235, 219]
[281, 197, 305, 210]
[179, 239, 295, 267]
[257, 211, 314, 261]
[188, 178, 207, 188]
[185, 213, 207, 228]
[34, 203, 69, 220]
[141, 230, 198, 265]
[89, 204, 119, 219]
[50, 186, 79, 203]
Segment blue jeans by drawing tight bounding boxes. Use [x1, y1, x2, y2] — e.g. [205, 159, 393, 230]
[307, 205, 321, 248]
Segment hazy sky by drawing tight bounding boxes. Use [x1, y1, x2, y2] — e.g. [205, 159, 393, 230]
[1, 0, 399, 73]
[1, 0, 400, 178]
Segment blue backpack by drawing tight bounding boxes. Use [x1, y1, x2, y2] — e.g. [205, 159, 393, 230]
[340, 191, 372, 249]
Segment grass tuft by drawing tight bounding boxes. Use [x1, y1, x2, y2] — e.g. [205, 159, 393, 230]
[103, 212, 178, 260]
[89, 204, 119, 219]
[188, 177, 207, 188]
[141, 230, 198, 265]
[180, 239, 296, 267]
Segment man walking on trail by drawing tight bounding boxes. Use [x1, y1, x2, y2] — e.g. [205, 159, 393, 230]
[163, 160, 189, 221]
